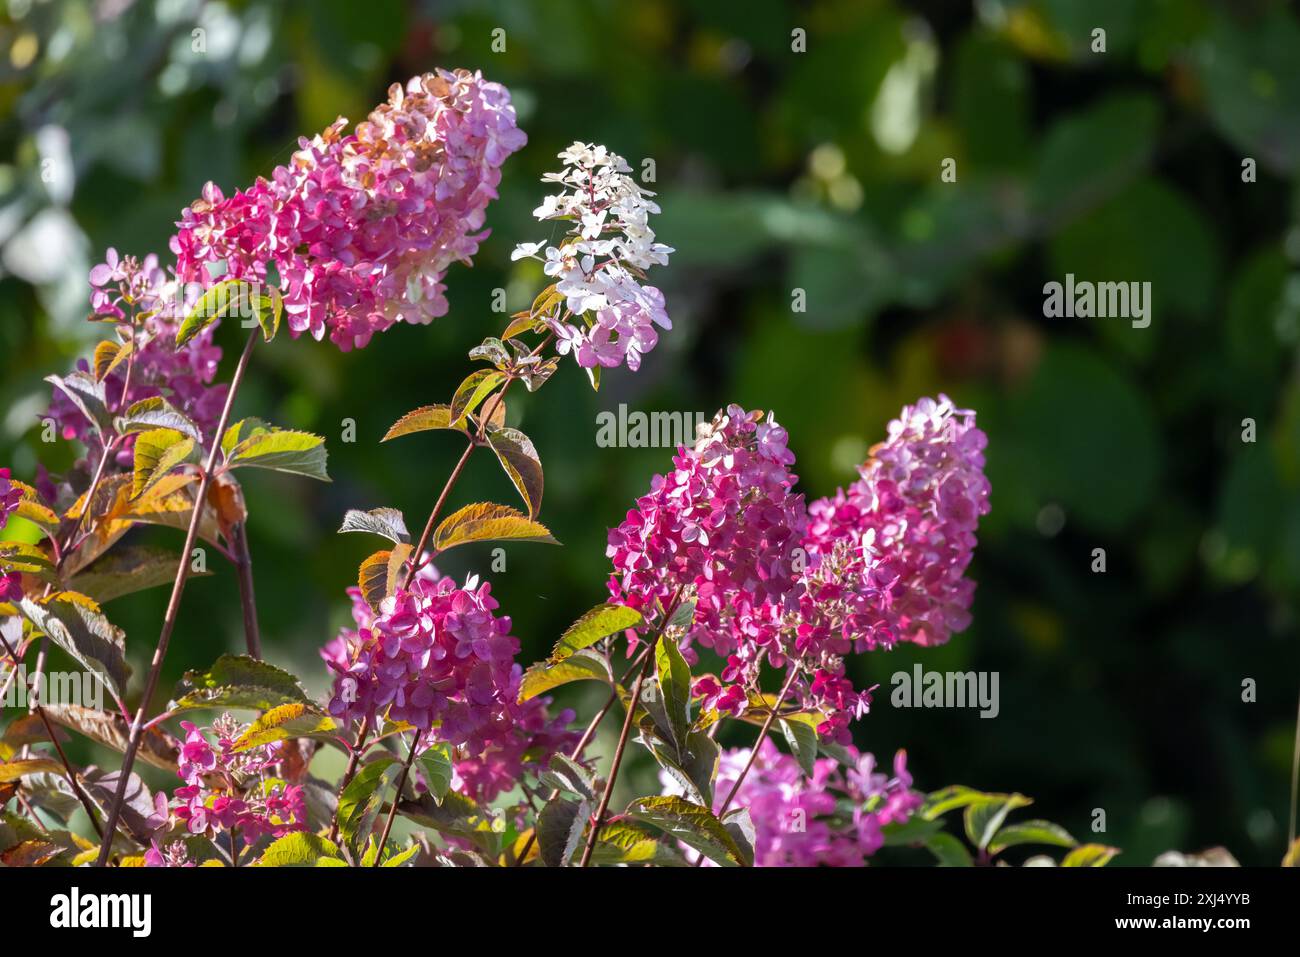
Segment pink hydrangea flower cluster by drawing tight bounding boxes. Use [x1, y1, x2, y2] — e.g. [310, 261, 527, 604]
[0, 468, 23, 602]
[801, 394, 990, 650]
[605, 405, 806, 680]
[664, 739, 923, 867]
[48, 249, 225, 469]
[611, 396, 989, 744]
[513, 142, 673, 372]
[323, 573, 575, 791]
[146, 713, 308, 864]
[171, 70, 526, 351]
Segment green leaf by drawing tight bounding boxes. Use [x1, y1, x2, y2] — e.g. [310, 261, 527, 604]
[779, 717, 819, 778]
[220, 418, 270, 457]
[169, 654, 313, 713]
[417, 743, 454, 803]
[987, 820, 1077, 855]
[256, 832, 345, 867]
[380, 842, 420, 867]
[68, 544, 204, 604]
[646, 730, 718, 808]
[654, 635, 692, 753]
[119, 396, 201, 443]
[0, 542, 56, 579]
[539, 754, 596, 801]
[176, 279, 251, 347]
[1061, 843, 1119, 867]
[131, 428, 196, 499]
[252, 287, 282, 342]
[536, 795, 589, 867]
[920, 785, 1008, 821]
[338, 507, 410, 545]
[964, 793, 1033, 851]
[589, 821, 688, 866]
[925, 832, 974, 867]
[17, 593, 129, 704]
[381, 405, 466, 442]
[227, 429, 329, 482]
[881, 816, 945, 847]
[336, 755, 400, 849]
[45, 372, 112, 437]
[484, 426, 544, 519]
[626, 795, 747, 867]
[231, 703, 337, 751]
[549, 603, 643, 663]
[433, 502, 559, 553]
[450, 369, 505, 425]
[518, 649, 612, 701]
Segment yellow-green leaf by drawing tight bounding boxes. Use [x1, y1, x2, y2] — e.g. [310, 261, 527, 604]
[131, 428, 196, 499]
[381, 405, 466, 442]
[433, 502, 559, 553]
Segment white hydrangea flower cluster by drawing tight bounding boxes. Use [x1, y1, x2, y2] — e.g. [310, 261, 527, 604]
[513, 142, 674, 372]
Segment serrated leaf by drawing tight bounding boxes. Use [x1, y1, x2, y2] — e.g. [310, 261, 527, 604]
[11, 495, 59, 540]
[779, 717, 819, 777]
[176, 279, 251, 347]
[655, 635, 691, 754]
[450, 369, 505, 424]
[227, 429, 329, 481]
[336, 755, 401, 850]
[170, 654, 312, 713]
[433, 502, 559, 553]
[0, 758, 65, 783]
[988, 820, 1078, 856]
[131, 428, 196, 499]
[45, 372, 113, 436]
[93, 339, 132, 382]
[550, 603, 643, 663]
[231, 703, 337, 751]
[220, 418, 270, 457]
[518, 649, 612, 701]
[381, 843, 420, 867]
[627, 795, 747, 867]
[418, 743, 453, 803]
[358, 544, 412, 612]
[964, 793, 1033, 851]
[381, 404, 466, 442]
[647, 729, 718, 807]
[17, 593, 129, 703]
[536, 795, 589, 867]
[41, 704, 179, 773]
[0, 541, 56, 579]
[68, 544, 204, 604]
[338, 507, 409, 545]
[119, 396, 200, 442]
[920, 785, 1007, 821]
[926, 832, 974, 866]
[589, 821, 688, 866]
[484, 426, 544, 519]
[255, 832, 345, 867]
[539, 754, 597, 801]
[1061, 843, 1119, 867]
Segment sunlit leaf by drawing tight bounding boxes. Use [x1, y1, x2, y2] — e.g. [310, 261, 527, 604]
[433, 502, 559, 553]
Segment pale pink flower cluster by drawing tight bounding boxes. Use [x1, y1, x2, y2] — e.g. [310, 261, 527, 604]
[801, 394, 990, 649]
[172, 70, 526, 351]
[605, 405, 806, 673]
[47, 249, 225, 469]
[513, 143, 672, 371]
[610, 396, 988, 744]
[145, 713, 308, 864]
[323, 574, 574, 791]
[664, 739, 923, 867]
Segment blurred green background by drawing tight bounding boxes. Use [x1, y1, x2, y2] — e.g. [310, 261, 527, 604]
[2, 0, 1298, 865]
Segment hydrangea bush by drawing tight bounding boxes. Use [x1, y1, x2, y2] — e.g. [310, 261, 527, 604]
[0, 72, 1114, 869]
